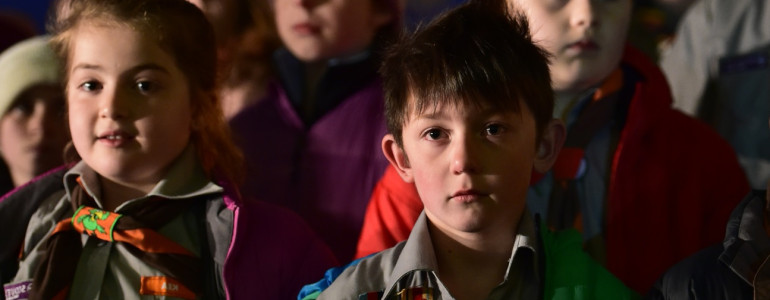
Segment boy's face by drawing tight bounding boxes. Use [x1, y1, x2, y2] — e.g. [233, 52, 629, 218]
[274, 0, 393, 62]
[388, 96, 539, 234]
[67, 23, 192, 190]
[511, 0, 632, 94]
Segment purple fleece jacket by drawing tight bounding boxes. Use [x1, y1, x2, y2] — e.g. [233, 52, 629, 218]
[230, 67, 390, 262]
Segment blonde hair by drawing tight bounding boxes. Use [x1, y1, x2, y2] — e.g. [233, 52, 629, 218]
[50, 0, 245, 187]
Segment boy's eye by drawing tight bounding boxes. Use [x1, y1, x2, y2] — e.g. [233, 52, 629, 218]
[484, 124, 504, 136]
[80, 81, 102, 92]
[425, 128, 444, 140]
[9, 100, 34, 116]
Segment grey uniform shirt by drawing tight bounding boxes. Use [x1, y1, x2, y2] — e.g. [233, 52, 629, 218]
[5, 146, 222, 300]
[319, 210, 541, 300]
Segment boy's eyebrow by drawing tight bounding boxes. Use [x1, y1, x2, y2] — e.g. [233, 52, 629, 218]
[414, 110, 449, 120]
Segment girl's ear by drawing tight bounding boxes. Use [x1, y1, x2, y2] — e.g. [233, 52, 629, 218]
[370, 6, 395, 29]
[382, 134, 414, 183]
[533, 119, 566, 173]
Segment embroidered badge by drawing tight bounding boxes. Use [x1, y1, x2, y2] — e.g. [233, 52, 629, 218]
[71, 205, 122, 241]
[719, 52, 769, 75]
[4, 281, 32, 300]
[140, 276, 195, 300]
[395, 287, 435, 300]
[358, 291, 384, 300]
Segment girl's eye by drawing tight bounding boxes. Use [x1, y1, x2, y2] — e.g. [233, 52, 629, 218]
[484, 124, 504, 136]
[80, 81, 102, 92]
[136, 81, 156, 93]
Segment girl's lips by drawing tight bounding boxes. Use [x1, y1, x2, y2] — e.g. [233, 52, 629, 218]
[566, 39, 600, 52]
[97, 131, 135, 147]
[292, 23, 320, 35]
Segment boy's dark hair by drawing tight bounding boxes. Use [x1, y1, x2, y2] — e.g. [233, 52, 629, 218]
[381, 0, 553, 146]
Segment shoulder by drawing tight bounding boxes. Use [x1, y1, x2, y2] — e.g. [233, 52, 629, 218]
[646, 244, 751, 299]
[319, 243, 406, 300]
[225, 200, 338, 300]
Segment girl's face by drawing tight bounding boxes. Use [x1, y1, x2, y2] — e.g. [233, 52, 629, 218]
[511, 0, 632, 94]
[67, 22, 192, 191]
[0, 84, 67, 185]
[274, 0, 393, 62]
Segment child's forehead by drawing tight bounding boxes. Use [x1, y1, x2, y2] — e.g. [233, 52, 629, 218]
[404, 92, 524, 120]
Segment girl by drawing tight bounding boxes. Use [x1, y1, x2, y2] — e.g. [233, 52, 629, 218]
[0, 0, 336, 299]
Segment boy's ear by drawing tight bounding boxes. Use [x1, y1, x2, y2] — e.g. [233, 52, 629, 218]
[533, 119, 566, 173]
[382, 134, 414, 183]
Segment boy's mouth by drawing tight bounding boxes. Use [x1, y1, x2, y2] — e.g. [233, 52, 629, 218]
[450, 189, 487, 203]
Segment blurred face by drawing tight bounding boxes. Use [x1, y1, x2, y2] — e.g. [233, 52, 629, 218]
[397, 97, 537, 234]
[274, 0, 393, 62]
[0, 85, 68, 186]
[511, 0, 632, 93]
[67, 23, 192, 191]
[188, 0, 240, 44]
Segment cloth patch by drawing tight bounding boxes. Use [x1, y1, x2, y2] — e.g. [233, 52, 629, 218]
[358, 291, 383, 300]
[140, 276, 196, 299]
[720, 52, 768, 75]
[4, 281, 32, 300]
[395, 287, 435, 299]
[71, 205, 122, 241]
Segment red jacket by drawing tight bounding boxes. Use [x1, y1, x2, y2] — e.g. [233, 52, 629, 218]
[354, 46, 750, 293]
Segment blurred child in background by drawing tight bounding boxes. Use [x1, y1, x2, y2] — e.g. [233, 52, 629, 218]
[0, 36, 68, 194]
[230, 0, 402, 262]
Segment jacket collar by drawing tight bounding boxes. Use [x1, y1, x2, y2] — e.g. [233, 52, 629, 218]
[719, 190, 770, 285]
[272, 48, 379, 126]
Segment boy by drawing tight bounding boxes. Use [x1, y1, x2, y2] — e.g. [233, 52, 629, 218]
[312, 1, 637, 299]
[356, 0, 750, 293]
[228, 0, 401, 262]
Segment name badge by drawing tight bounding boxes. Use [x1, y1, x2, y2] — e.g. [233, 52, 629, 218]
[719, 52, 769, 75]
[4, 281, 32, 300]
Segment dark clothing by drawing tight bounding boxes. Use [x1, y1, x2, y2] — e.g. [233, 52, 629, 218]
[230, 49, 389, 262]
[647, 190, 769, 299]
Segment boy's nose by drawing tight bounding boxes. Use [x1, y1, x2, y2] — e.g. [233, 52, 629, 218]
[450, 135, 480, 175]
[570, 0, 600, 29]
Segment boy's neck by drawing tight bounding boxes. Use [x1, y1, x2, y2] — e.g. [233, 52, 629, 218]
[427, 215, 518, 300]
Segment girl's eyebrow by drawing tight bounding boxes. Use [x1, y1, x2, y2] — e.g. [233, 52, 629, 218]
[71, 63, 170, 75]
[128, 63, 171, 75]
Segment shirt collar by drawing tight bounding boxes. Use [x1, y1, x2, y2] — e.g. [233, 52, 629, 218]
[385, 209, 540, 294]
[63, 145, 222, 211]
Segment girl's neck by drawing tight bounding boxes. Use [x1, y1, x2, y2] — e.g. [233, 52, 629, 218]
[428, 219, 516, 300]
[98, 176, 156, 211]
[300, 61, 328, 120]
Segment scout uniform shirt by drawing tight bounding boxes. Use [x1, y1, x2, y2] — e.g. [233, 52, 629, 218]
[4, 146, 222, 300]
[318, 210, 541, 299]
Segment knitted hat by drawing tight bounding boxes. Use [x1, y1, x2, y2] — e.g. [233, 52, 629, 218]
[0, 36, 61, 117]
